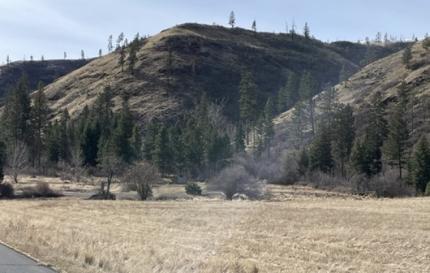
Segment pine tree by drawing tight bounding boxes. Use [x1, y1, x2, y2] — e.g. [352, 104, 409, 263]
[99, 49, 102, 57]
[118, 46, 126, 71]
[239, 70, 258, 142]
[411, 136, 430, 193]
[332, 105, 355, 177]
[299, 72, 317, 135]
[108, 35, 113, 53]
[262, 97, 275, 152]
[144, 121, 160, 161]
[353, 93, 387, 177]
[131, 125, 142, 161]
[297, 148, 309, 176]
[303, 22, 310, 39]
[116, 32, 124, 50]
[153, 125, 172, 175]
[234, 124, 246, 153]
[309, 125, 334, 173]
[81, 50, 85, 60]
[0, 141, 5, 182]
[252, 20, 257, 32]
[402, 46, 412, 66]
[229, 11, 236, 28]
[46, 121, 61, 163]
[383, 102, 409, 179]
[2, 75, 32, 145]
[30, 82, 50, 170]
[113, 97, 134, 163]
[128, 37, 139, 74]
[58, 110, 71, 162]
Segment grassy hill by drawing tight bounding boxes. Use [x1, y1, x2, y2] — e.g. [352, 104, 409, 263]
[39, 23, 407, 123]
[275, 39, 430, 152]
[0, 59, 89, 101]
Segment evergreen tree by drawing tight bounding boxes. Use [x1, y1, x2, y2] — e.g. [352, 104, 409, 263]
[46, 122, 61, 163]
[297, 148, 309, 176]
[352, 93, 387, 177]
[81, 50, 85, 60]
[239, 70, 258, 142]
[332, 105, 355, 177]
[262, 97, 275, 152]
[252, 20, 257, 32]
[402, 46, 412, 66]
[411, 136, 430, 193]
[128, 37, 139, 74]
[143, 121, 160, 161]
[277, 72, 300, 113]
[234, 124, 246, 153]
[113, 97, 134, 163]
[131, 125, 142, 161]
[58, 110, 71, 162]
[108, 35, 113, 53]
[383, 102, 409, 179]
[299, 72, 317, 135]
[118, 46, 126, 71]
[116, 32, 124, 50]
[309, 125, 334, 173]
[30, 82, 50, 170]
[0, 141, 5, 182]
[303, 22, 310, 39]
[153, 125, 172, 175]
[2, 75, 32, 145]
[229, 11, 236, 28]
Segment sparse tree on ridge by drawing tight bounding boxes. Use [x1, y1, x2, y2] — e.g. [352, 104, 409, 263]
[304, 22, 310, 39]
[252, 20, 257, 32]
[108, 35, 113, 53]
[229, 11, 236, 28]
[402, 46, 412, 67]
[99, 49, 102, 57]
[81, 50, 85, 60]
[64, 52, 67, 60]
[116, 32, 124, 50]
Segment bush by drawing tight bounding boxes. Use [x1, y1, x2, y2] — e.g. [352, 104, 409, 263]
[21, 182, 62, 198]
[122, 162, 161, 200]
[208, 165, 266, 200]
[425, 183, 430, 196]
[0, 183, 14, 198]
[185, 182, 202, 196]
[368, 170, 415, 198]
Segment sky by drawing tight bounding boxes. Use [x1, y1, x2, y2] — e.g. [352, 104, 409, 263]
[0, 0, 429, 62]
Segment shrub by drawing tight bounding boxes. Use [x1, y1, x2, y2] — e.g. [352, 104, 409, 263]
[185, 182, 202, 196]
[0, 183, 14, 198]
[425, 183, 430, 196]
[122, 162, 161, 200]
[21, 182, 62, 198]
[368, 170, 415, 198]
[208, 165, 266, 200]
[423, 38, 430, 50]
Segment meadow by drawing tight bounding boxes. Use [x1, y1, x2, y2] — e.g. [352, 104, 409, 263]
[0, 183, 429, 273]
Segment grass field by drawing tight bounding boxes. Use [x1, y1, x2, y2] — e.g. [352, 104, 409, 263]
[0, 184, 429, 273]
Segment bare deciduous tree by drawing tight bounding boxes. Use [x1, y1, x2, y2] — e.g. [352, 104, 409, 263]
[7, 141, 28, 184]
[122, 162, 162, 200]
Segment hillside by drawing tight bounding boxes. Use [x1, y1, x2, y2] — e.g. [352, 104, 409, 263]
[0, 59, 89, 101]
[275, 40, 430, 147]
[40, 23, 407, 122]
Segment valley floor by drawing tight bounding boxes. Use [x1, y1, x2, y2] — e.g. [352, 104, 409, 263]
[0, 183, 429, 273]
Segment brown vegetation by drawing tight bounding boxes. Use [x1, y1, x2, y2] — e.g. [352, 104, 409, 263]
[0, 187, 428, 273]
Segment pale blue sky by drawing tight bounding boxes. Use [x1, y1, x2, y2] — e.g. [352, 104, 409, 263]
[1, 0, 428, 62]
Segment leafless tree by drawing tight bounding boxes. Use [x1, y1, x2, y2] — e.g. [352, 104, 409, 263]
[7, 141, 28, 184]
[122, 162, 162, 200]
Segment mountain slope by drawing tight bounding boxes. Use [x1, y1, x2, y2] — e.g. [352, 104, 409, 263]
[41, 23, 407, 122]
[275, 40, 430, 146]
[0, 59, 89, 101]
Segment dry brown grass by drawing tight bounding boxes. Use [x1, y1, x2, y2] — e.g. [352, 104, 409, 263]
[0, 185, 429, 273]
